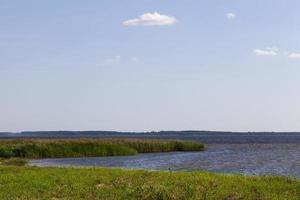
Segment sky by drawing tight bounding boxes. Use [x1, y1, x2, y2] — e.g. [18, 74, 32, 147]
[1, 0, 300, 132]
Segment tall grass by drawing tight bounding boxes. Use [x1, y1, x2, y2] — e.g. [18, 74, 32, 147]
[0, 139, 204, 159]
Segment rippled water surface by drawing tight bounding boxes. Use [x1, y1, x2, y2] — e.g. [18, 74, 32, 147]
[30, 143, 300, 178]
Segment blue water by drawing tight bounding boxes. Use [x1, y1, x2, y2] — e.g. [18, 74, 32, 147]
[28, 132, 300, 178]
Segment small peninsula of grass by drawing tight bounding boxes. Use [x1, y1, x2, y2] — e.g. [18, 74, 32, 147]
[0, 157, 27, 166]
[0, 139, 204, 159]
[0, 166, 299, 200]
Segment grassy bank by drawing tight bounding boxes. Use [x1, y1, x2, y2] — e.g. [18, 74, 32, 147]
[0, 166, 298, 200]
[0, 139, 204, 159]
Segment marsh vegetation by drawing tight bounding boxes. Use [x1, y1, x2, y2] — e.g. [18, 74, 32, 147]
[0, 139, 204, 159]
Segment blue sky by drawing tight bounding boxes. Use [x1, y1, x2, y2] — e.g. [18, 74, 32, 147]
[1, 0, 300, 132]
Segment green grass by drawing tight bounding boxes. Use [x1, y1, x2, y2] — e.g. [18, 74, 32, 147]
[0, 139, 204, 159]
[0, 166, 298, 200]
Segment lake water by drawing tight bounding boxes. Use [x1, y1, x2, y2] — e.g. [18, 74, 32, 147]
[29, 133, 300, 177]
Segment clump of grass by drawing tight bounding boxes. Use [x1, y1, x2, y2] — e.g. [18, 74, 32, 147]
[0, 166, 298, 200]
[0, 158, 27, 166]
[0, 139, 204, 159]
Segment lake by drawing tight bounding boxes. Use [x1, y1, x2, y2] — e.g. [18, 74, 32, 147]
[28, 132, 300, 178]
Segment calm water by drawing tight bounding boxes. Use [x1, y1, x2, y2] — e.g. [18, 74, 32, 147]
[29, 143, 300, 178]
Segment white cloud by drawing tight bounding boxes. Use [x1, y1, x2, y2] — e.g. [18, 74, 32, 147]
[253, 47, 279, 56]
[123, 12, 177, 26]
[226, 13, 236, 19]
[130, 57, 138, 62]
[288, 52, 300, 59]
[104, 56, 121, 64]
[265, 47, 279, 52]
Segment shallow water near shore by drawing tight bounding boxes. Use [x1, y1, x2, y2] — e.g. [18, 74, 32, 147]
[29, 143, 300, 178]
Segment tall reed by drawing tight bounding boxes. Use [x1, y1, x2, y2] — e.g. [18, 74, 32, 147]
[0, 139, 204, 159]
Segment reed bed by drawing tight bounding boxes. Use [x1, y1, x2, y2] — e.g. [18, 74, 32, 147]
[0, 139, 204, 159]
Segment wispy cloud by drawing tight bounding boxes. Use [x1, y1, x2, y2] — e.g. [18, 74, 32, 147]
[130, 57, 138, 62]
[287, 52, 300, 59]
[253, 47, 279, 56]
[123, 12, 177, 26]
[104, 56, 121, 64]
[226, 13, 237, 20]
[102, 56, 139, 65]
